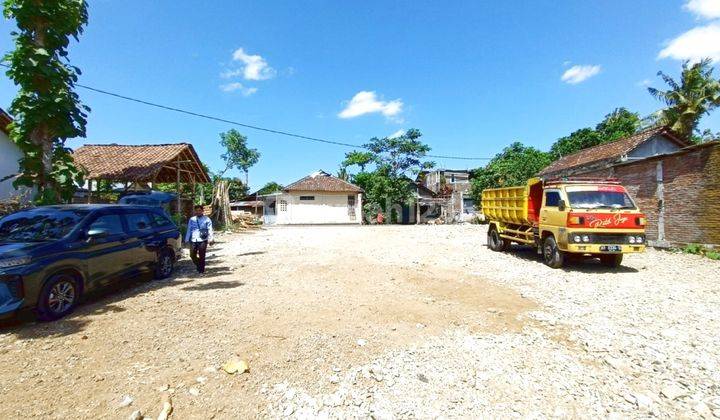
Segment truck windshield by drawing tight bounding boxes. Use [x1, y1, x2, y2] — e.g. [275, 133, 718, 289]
[566, 190, 635, 210]
[0, 209, 89, 243]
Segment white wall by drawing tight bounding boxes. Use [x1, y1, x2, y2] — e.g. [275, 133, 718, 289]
[0, 131, 29, 202]
[276, 191, 362, 224]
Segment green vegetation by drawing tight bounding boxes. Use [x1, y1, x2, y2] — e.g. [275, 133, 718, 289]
[341, 129, 433, 222]
[3, 0, 90, 204]
[256, 181, 283, 195]
[550, 108, 641, 159]
[470, 143, 551, 203]
[678, 243, 720, 261]
[219, 129, 260, 186]
[648, 59, 720, 142]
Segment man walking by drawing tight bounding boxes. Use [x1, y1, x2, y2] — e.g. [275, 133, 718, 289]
[185, 205, 214, 274]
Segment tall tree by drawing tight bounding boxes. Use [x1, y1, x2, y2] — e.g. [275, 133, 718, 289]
[213, 129, 259, 227]
[3, 0, 90, 203]
[342, 129, 434, 221]
[218, 129, 260, 186]
[470, 142, 551, 203]
[648, 59, 720, 142]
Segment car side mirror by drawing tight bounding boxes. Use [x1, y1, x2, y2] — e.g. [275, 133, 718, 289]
[86, 228, 109, 241]
[558, 199, 567, 211]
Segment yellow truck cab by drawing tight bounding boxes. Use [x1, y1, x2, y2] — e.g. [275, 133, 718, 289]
[481, 177, 646, 268]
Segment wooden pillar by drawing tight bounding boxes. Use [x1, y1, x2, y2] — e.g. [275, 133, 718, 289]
[87, 179, 92, 204]
[176, 159, 181, 216]
[191, 173, 196, 205]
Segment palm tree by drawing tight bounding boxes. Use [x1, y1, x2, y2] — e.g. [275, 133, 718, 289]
[648, 59, 720, 142]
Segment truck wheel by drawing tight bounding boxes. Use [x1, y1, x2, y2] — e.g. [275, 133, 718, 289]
[37, 273, 80, 321]
[600, 254, 623, 267]
[542, 236, 565, 269]
[488, 228, 509, 252]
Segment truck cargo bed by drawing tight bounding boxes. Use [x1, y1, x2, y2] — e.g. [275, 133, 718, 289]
[481, 178, 543, 225]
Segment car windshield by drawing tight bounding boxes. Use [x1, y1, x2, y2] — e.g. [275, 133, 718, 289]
[567, 190, 636, 210]
[0, 209, 89, 242]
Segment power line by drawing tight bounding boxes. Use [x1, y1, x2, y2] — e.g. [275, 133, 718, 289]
[0, 63, 491, 160]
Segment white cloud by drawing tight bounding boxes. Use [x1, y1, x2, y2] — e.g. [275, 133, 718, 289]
[229, 47, 276, 81]
[684, 0, 720, 19]
[637, 79, 653, 88]
[561, 65, 601, 84]
[220, 82, 258, 96]
[388, 129, 405, 138]
[338, 91, 403, 120]
[658, 23, 720, 63]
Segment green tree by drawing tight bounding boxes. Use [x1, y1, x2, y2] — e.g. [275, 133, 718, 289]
[648, 59, 720, 142]
[549, 108, 640, 159]
[595, 107, 641, 142]
[549, 128, 601, 160]
[218, 129, 260, 186]
[470, 142, 552, 203]
[3, 0, 90, 203]
[227, 177, 248, 201]
[342, 129, 434, 221]
[256, 181, 283, 195]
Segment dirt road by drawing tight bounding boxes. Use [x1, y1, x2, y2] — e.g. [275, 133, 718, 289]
[1, 225, 719, 418]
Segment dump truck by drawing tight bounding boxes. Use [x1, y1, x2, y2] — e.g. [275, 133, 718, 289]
[481, 177, 646, 268]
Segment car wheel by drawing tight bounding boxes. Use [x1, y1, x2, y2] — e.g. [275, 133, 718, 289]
[542, 235, 565, 269]
[600, 254, 623, 267]
[37, 273, 80, 321]
[154, 248, 175, 279]
[487, 228, 509, 252]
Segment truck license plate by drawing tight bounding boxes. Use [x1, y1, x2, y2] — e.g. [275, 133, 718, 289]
[600, 245, 622, 252]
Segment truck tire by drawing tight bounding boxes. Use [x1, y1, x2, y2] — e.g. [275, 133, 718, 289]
[488, 228, 509, 252]
[542, 235, 565, 269]
[600, 254, 623, 267]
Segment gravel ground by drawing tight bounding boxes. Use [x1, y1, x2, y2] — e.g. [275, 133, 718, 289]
[1, 224, 719, 419]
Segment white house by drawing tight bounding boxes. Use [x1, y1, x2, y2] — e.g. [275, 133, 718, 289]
[0, 108, 31, 202]
[263, 170, 363, 225]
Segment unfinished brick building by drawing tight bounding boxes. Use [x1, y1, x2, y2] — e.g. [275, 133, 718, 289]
[539, 127, 719, 247]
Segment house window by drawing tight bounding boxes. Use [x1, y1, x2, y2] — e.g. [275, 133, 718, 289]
[279, 200, 287, 211]
[299, 196, 315, 201]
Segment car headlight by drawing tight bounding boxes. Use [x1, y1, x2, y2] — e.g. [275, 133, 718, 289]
[636, 236, 643, 243]
[582, 235, 590, 243]
[628, 236, 636, 244]
[573, 235, 581, 243]
[0, 256, 32, 268]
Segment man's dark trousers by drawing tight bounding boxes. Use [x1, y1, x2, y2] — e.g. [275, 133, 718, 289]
[190, 241, 208, 273]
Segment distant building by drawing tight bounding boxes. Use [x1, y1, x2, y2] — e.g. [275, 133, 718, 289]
[0, 108, 33, 203]
[262, 170, 363, 225]
[416, 169, 476, 222]
[538, 126, 719, 247]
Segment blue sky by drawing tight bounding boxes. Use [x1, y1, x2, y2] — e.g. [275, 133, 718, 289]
[1, 0, 720, 190]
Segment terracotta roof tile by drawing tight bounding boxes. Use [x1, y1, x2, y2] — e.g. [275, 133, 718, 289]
[73, 143, 210, 183]
[539, 126, 688, 176]
[284, 170, 363, 193]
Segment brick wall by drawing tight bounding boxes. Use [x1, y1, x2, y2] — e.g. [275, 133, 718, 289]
[573, 143, 720, 246]
[661, 143, 720, 245]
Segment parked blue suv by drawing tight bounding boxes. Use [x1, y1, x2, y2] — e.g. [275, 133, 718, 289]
[0, 205, 182, 320]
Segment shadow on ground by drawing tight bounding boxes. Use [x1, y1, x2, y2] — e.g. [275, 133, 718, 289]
[484, 244, 639, 274]
[1, 264, 197, 339]
[182, 280, 245, 291]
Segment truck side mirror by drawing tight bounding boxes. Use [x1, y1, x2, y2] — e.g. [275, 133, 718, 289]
[558, 199, 567, 211]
